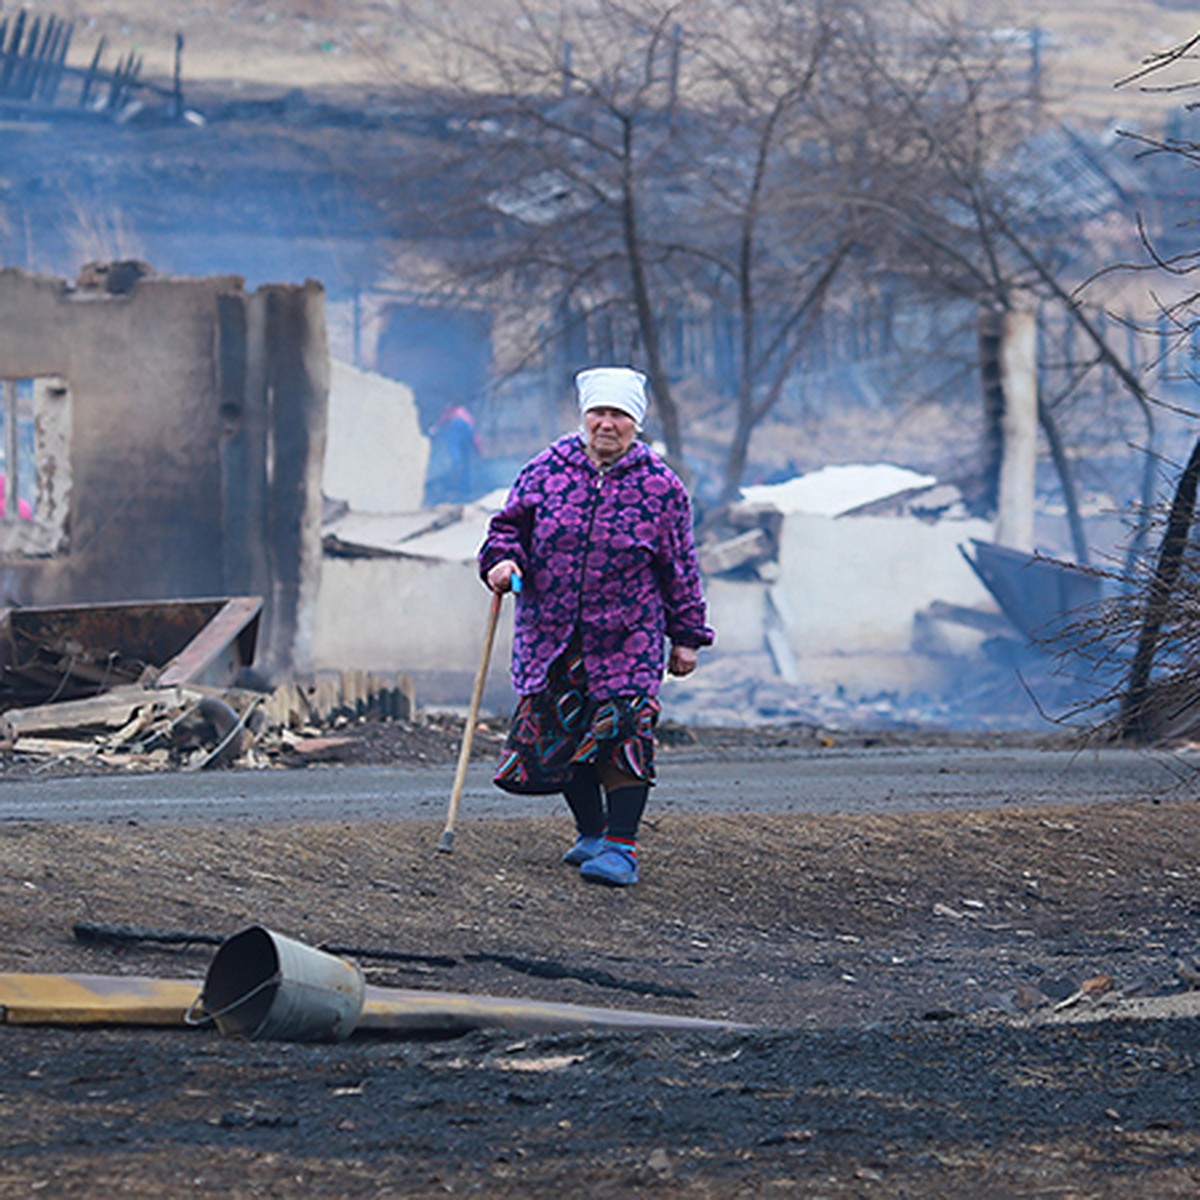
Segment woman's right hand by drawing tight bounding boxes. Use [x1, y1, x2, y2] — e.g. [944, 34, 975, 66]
[486, 559, 522, 594]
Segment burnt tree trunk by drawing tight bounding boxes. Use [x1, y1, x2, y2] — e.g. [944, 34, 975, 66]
[977, 307, 1006, 517]
[995, 306, 1038, 550]
[1118, 430, 1200, 742]
[976, 302, 1038, 548]
[618, 119, 684, 478]
[1038, 399, 1089, 566]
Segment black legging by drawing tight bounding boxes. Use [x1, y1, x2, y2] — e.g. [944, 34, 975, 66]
[562, 764, 648, 840]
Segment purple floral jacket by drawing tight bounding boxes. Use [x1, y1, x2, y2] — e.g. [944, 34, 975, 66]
[479, 434, 715, 699]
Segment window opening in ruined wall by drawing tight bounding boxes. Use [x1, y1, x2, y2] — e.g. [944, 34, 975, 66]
[0, 377, 71, 555]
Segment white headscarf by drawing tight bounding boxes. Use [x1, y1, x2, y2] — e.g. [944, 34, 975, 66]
[575, 366, 649, 427]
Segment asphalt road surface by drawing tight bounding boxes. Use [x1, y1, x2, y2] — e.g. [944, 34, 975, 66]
[0, 743, 1195, 825]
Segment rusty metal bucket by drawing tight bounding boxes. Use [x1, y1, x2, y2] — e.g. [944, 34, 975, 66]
[190, 925, 364, 1042]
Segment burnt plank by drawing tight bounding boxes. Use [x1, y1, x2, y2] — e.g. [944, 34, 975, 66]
[0, 9, 26, 94]
[13, 15, 42, 99]
[156, 597, 263, 688]
[79, 34, 105, 108]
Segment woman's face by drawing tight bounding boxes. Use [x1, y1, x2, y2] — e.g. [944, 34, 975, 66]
[584, 406, 638, 465]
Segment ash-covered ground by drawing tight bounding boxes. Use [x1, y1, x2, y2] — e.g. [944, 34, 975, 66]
[3, 716, 1200, 1196]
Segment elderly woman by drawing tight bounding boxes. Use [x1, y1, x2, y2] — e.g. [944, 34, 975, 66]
[479, 366, 714, 886]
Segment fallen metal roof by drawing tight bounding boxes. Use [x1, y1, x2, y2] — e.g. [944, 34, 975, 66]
[0, 595, 262, 711]
[961, 539, 1103, 645]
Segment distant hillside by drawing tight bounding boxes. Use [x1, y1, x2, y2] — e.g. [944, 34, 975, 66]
[47, 1, 1200, 131]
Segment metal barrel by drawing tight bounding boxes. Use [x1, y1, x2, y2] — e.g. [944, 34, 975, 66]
[199, 925, 364, 1042]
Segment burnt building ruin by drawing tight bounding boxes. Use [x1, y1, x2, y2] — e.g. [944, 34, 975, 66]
[0, 265, 328, 683]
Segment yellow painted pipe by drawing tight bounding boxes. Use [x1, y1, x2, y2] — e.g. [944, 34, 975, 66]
[359, 984, 750, 1034]
[0, 972, 750, 1035]
[0, 972, 199, 1026]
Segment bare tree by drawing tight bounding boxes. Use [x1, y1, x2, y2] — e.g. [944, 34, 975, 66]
[830, 4, 1155, 565]
[706, 2, 1139, 523]
[392, 0, 886, 499]
[962, 28, 1200, 744]
[393, 0, 711, 467]
[1099, 33, 1200, 741]
[389, 0, 1150, 527]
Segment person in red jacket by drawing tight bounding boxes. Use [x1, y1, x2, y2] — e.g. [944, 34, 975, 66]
[478, 366, 714, 886]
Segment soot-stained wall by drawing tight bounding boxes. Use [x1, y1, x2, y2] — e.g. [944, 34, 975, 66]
[0, 265, 329, 682]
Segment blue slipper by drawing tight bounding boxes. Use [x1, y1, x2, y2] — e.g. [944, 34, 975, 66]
[562, 834, 606, 866]
[579, 842, 638, 886]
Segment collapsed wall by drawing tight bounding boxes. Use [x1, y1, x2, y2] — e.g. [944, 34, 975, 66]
[0, 264, 329, 683]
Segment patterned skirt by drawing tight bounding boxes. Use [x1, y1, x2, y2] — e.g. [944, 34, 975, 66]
[492, 641, 660, 795]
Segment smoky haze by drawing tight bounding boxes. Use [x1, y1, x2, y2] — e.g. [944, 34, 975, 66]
[0, 74, 1120, 734]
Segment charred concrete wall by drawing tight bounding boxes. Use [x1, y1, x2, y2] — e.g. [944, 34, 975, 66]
[772, 510, 995, 694]
[324, 360, 428, 514]
[0, 266, 329, 682]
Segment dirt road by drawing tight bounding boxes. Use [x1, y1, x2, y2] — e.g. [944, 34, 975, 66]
[3, 727, 1200, 1196]
[0, 739, 1191, 824]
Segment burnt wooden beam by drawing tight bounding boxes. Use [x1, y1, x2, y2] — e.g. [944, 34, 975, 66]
[42, 19, 72, 105]
[79, 33, 105, 108]
[172, 31, 183, 117]
[0, 9, 26, 94]
[13, 15, 41, 99]
[34, 16, 64, 103]
[156, 597, 263, 689]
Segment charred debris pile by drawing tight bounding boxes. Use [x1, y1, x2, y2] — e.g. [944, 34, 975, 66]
[0, 596, 420, 774]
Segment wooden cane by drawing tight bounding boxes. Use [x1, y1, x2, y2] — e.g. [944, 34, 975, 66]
[437, 587, 505, 852]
